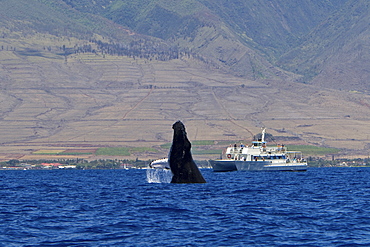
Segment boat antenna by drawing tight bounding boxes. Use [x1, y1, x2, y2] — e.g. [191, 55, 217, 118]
[261, 127, 266, 142]
[261, 127, 279, 145]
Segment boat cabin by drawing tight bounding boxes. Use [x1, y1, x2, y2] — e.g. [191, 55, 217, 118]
[222, 128, 305, 164]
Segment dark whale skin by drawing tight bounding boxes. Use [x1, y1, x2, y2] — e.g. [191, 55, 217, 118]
[169, 121, 206, 183]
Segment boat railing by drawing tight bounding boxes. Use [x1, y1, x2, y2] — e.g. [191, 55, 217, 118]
[226, 146, 295, 156]
[286, 151, 306, 163]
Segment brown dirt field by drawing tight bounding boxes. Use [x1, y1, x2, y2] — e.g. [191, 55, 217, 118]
[1, 35, 370, 161]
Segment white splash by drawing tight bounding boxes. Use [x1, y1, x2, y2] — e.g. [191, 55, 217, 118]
[146, 168, 173, 183]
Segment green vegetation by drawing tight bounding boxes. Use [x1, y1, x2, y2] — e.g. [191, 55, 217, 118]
[59, 152, 94, 155]
[130, 147, 159, 153]
[96, 147, 135, 156]
[192, 140, 215, 145]
[287, 145, 340, 156]
[160, 142, 340, 157]
[192, 149, 223, 155]
[0, 158, 150, 169]
[307, 157, 370, 168]
[160, 140, 216, 150]
[2, 156, 370, 170]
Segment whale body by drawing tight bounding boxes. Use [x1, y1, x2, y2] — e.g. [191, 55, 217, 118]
[169, 121, 206, 183]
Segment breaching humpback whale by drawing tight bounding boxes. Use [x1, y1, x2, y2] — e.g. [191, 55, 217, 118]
[169, 121, 206, 183]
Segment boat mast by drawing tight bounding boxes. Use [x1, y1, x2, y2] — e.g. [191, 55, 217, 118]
[261, 128, 266, 143]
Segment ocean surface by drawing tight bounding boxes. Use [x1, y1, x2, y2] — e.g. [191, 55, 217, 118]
[1, 167, 370, 246]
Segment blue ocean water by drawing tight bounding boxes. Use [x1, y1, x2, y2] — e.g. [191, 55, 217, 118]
[1, 168, 370, 246]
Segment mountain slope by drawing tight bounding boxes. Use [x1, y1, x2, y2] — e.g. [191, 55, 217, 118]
[59, 0, 353, 80]
[75, 0, 347, 59]
[199, 0, 348, 59]
[0, 0, 128, 40]
[278, 0, 370, 92]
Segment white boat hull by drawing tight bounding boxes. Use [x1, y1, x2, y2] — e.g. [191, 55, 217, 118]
[235, 160, 307, 171]
[210, 159, 307, 172]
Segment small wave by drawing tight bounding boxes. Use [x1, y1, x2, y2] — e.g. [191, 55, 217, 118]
[143, 206, 190, 214]
[232, 188, 255, 194]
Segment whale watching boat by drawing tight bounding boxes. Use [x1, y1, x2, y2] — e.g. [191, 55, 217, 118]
[209, 128, 307, 172]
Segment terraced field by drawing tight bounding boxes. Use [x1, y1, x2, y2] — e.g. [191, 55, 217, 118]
[1, 34, 370, 161]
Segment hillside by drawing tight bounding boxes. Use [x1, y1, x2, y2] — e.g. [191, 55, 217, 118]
[59, 0, 352, 79]
[279, 0, 370, 93]
[200, 0, 348, 59]
[0, 0, 133, 41]
[1, 0, 370, 161]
